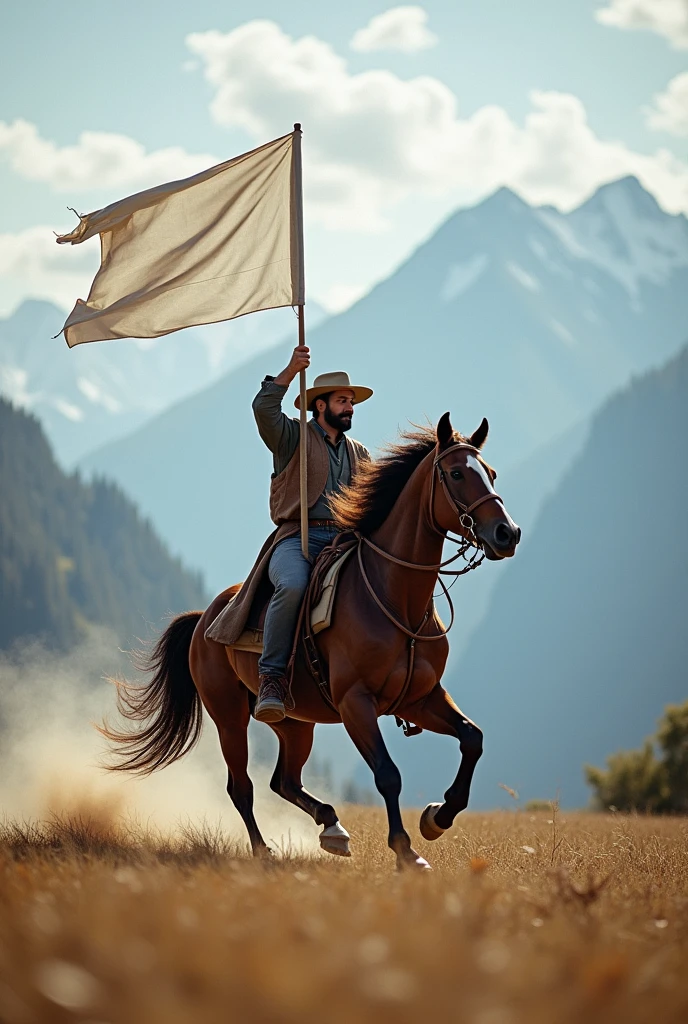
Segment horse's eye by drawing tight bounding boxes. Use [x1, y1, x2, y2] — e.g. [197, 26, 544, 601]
[450, 469, 463, 481]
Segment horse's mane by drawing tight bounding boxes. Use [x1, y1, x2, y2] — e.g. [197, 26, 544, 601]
[332, 424, 469, 535]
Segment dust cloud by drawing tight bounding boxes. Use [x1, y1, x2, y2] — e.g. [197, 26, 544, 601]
[0, 628, 321, 853]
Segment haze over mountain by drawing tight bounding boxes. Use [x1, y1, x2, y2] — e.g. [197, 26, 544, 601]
[384, 341, 688, 810]
[0, 396, 207, 651]
[0, 300, 327, 466]
[80, 177, 688, 601]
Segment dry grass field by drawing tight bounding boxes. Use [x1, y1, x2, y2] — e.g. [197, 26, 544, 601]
[0, 805, 686, 1024]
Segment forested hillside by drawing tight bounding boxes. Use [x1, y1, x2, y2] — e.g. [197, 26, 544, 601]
[0, 397, 207, 650]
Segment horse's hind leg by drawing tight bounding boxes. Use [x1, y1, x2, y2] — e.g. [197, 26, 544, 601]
[218, 701, 271, 858]
[191, 636, 269, 857]
[268, 718, 351, 857]
[404, 684, 483, 840]
[339, 683, 430, 871]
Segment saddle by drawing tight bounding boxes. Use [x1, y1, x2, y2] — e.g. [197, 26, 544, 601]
[228, 532, 422, 735]
[226, 533, 357, 656]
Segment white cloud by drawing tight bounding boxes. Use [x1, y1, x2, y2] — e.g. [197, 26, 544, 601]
[3, 20, 688, 316]
[318, 282, 368, 312]
[350, 6, 438, 53]
[645, 71, 688, 136]
[185, 22, 688, 225]
[0, 225, 100, 311]
[595, 0, 688, 49]
[507, 90, 688, 214]
[0, 119, 217, 192]
[186, 20, 464, 230]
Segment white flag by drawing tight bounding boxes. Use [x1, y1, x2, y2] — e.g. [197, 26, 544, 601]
[56, 131, 304, 348]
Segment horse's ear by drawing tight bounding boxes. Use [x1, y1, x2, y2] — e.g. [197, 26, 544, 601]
[469, 417, 489, 450]
[437, 412, 454, 448]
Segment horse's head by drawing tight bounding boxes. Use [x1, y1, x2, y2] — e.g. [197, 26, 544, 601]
[433, 412, 521, 560]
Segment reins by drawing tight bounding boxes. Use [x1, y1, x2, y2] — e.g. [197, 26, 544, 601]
[356, 539, 456, 641]
[355, 444, 504, 643]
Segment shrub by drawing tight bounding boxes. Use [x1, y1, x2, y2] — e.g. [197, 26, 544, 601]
[585, 700, 688, 813]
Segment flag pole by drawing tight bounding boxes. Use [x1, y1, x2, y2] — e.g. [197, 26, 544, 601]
[297, 305, 308, 561]
[293, 123, 309, 561]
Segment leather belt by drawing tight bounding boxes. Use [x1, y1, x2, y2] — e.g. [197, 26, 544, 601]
[308, 518, 337, 527]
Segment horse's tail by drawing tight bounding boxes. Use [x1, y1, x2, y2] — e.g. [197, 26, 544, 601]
[98, 611, 204, 776]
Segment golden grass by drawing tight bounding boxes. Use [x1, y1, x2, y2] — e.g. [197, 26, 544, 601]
[0, 806, 686, 1023]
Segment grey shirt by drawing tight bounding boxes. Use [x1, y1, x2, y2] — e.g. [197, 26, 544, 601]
[252, 378, 365, 519]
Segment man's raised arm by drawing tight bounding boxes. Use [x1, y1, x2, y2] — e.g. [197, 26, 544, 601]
[252, 345, 311, 474]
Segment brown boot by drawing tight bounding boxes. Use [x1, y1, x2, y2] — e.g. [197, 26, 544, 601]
[254, 674, 290, 723]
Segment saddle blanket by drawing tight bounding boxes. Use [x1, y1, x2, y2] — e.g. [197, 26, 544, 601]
[226, 545, 354, 654]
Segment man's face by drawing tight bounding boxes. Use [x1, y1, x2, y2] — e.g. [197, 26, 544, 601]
[322, 390, 355, 433]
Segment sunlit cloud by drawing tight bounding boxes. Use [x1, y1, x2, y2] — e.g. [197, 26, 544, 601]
[2, 19, 688, 315]
[186, 21, 688, 224]
[0, 225, 99, 311]
[595, 0, 688, 50]
[350, 6, 438, 53]
[644, 72, 688, 136]
[0, 119, 217, 193]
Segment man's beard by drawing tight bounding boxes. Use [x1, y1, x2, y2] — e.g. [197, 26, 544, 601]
[324, 405, 353, 433]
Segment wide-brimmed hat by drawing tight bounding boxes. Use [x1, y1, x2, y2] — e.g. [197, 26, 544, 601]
[294, 371, 374, 410]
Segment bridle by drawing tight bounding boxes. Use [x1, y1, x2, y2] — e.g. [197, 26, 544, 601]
[355, 443, 504, 643]
[430, 443, 504, 542]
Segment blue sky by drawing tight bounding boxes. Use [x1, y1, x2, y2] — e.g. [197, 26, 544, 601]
[0, 0, 686, 317]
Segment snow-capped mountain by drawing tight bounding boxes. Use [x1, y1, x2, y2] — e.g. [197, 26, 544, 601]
[546, 176, 688, 301]
[80, 177, 688, 600]
[0, 299, 328, 466]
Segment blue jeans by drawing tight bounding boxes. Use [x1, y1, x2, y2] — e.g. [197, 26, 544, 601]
[258, 526, 340, 677]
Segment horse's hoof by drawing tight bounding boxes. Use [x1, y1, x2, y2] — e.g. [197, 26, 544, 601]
[320, 822, 351, 858]
[419, 803, 447, 841]
[320, 837, 351, 857]
[398, 854, 432, 872]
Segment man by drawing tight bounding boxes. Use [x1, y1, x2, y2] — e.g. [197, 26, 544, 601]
[251, 344, 372, 723]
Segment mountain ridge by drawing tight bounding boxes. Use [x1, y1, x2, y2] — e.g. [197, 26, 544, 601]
[79, 175, 688, 594]
[0, 298, 327, 466]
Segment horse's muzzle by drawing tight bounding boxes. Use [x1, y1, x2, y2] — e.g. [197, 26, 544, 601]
[479, 518, 521, 559]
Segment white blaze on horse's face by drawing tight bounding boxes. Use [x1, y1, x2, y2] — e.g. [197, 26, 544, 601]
[466, 454, 496, 495]
[462, 451, 521, 558]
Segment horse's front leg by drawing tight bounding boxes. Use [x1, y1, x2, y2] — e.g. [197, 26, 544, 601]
[268, 717, 351, 857]
[404, 684, 484, 839]
[338, 682, 430, 871]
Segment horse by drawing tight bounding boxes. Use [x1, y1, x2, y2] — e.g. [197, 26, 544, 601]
[100, 413, 521, 871]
